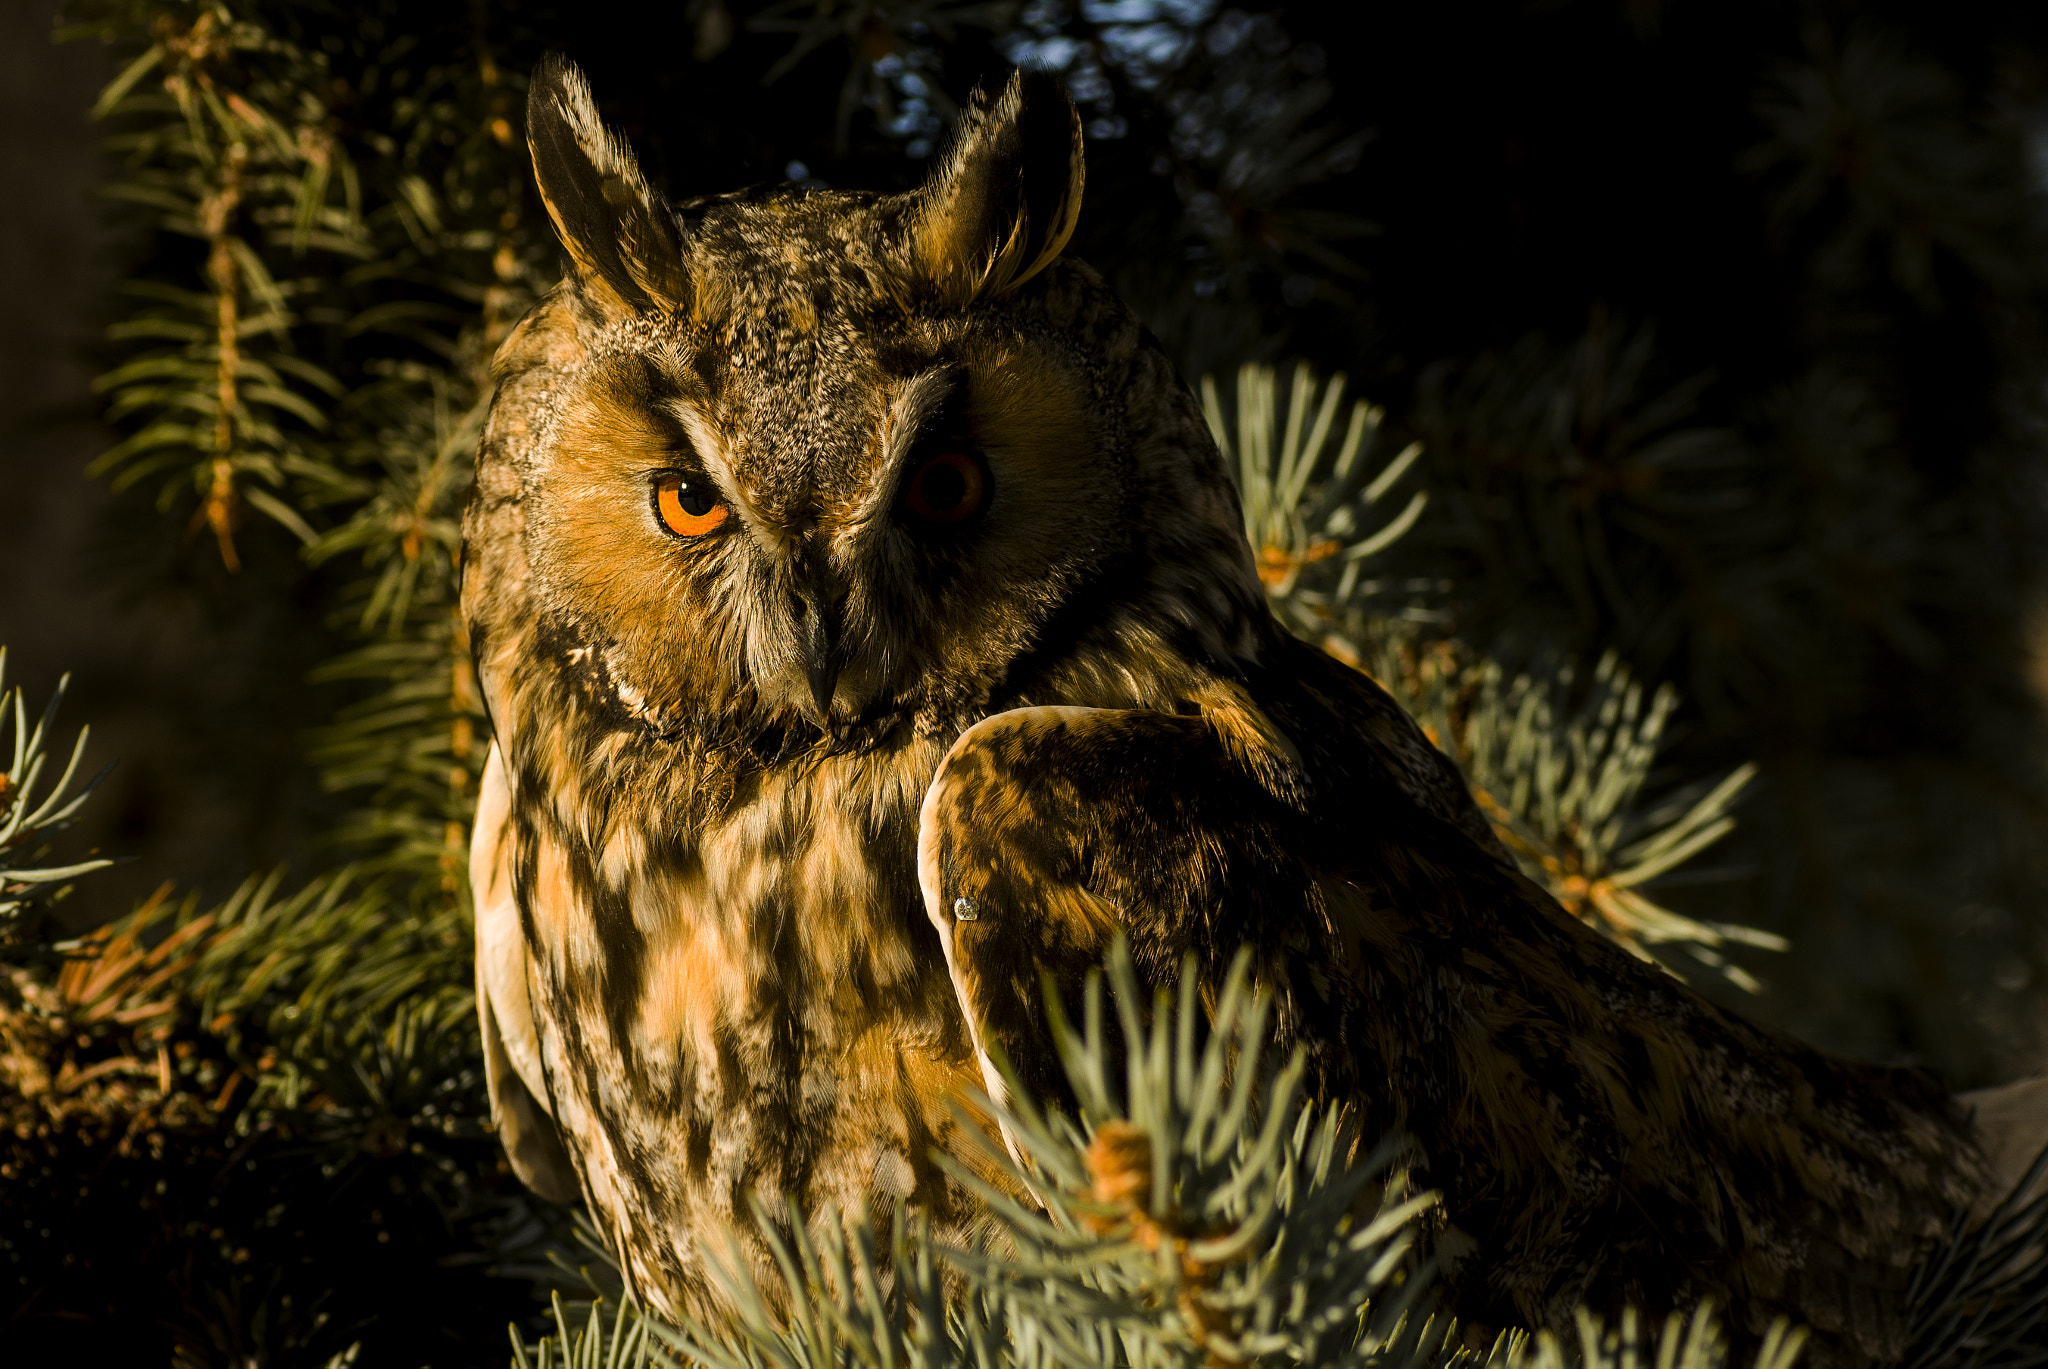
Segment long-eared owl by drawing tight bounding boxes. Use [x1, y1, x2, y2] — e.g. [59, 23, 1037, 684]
[464, 54, 1984, 1364]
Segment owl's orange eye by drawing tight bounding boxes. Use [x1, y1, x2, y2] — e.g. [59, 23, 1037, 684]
[903, 451, 988, 525]
[652, 471, 728, 537]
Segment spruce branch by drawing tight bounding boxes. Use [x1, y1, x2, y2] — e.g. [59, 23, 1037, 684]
[75, 0, 540, 901]
[1901, 1144, 2048, 1369]
[1210, 362, 1775, 989]
[511, 1293, 669, 1369]
[80, 0, 369, 564]
[941, 943, 1446, 1369]
[516, 945, 1825, 1369]
[1370, 642, 1778, 989]
[0, 648, 113, 946]
[1203, 361, 1436, 640]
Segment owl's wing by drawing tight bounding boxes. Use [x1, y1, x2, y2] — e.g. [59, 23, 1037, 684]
[915, 702, 1323, 1113]
[914, 671, 1982, 1356]
[472, 742, 579, 1203]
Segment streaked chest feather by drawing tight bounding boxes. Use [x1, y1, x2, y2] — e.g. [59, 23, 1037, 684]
[507, 717, 982, 1307]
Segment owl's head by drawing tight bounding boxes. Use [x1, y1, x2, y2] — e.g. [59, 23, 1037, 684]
[469, 55, 1268, 754]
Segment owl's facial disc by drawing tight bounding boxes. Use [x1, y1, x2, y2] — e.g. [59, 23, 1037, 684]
[529, 322, 1123, 742]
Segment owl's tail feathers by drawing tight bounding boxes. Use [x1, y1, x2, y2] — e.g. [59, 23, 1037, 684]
[1960, 1074, 2048, 1216]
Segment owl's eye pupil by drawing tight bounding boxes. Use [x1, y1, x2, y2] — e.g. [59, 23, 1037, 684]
[920, 463, 967, 511]
[653, 470, 729, 538]
[903, 451, 987, 525]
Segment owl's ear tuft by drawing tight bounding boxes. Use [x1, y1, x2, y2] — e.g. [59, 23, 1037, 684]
[902, 68, 1084, 307]
[527, 53, 689, 320]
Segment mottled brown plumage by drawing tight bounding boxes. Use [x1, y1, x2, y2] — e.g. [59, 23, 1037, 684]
[464, 55, 1985, 1363]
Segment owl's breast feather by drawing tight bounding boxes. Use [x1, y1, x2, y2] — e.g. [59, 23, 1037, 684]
[487, 713, 990, 1319]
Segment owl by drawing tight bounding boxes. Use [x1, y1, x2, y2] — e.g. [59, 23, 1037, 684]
[464, 55, 1985, 1365]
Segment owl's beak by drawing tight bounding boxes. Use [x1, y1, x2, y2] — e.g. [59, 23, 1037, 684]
[794, 586, 842, 723]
